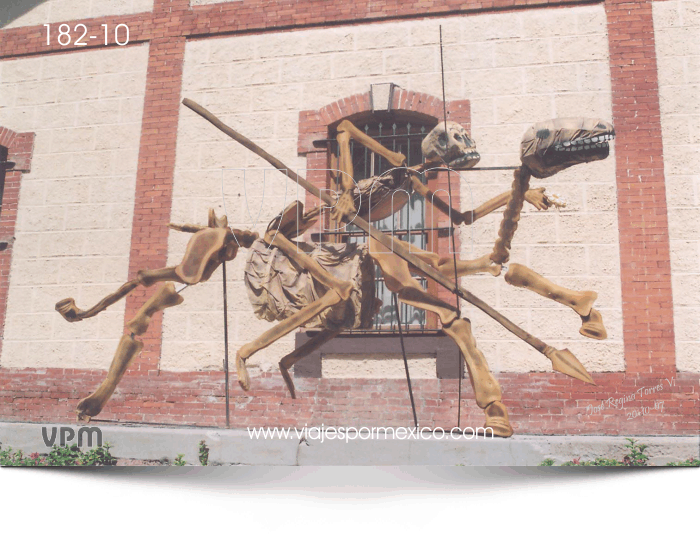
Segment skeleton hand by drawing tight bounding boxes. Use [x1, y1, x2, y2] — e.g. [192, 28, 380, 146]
[524, 187, 552, 210]
[330, 190, 356, 224]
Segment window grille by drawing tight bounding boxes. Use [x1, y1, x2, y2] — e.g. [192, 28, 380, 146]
[328, 119, 437, 333]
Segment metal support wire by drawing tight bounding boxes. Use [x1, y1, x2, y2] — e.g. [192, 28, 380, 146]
[222, 261, 230, 428]
[439, 26, 464, 428]
[393, 293, 418, 428]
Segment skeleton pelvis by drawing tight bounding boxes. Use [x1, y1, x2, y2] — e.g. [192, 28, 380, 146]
[268, 201, 305, 238]
[175, 227, 229, 284]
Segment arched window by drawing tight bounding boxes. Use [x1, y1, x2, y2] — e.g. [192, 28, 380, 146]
[326, 115, 437, 332]
[297, 89, 470, 351]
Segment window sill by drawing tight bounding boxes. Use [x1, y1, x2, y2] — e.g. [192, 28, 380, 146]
[293, 330, 462, 379]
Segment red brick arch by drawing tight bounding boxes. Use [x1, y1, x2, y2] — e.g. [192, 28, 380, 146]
[298, 89, 470, 157]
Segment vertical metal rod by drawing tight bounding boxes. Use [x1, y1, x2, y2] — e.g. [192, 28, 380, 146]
[222, 261, 230, 428]
[393, 293, 418, 429]
[439, 25, 464, 428]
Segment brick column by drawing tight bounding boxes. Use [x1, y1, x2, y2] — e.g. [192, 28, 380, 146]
[605, 0, 676, 374]
[124, 0, 190, 373]
[0, 129, 35, 360]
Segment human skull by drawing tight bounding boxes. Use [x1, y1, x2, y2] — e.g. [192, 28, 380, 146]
[421, 121, 480, 169]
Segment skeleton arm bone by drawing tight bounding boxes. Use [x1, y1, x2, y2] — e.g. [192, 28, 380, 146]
[410, 172, 555, 227]
[332, 119, 408, 223]
[332, 129, 358, 224]
[336, 119, 407, 168]
[409, 174, 465, 226]
[465, 188, 554, 224]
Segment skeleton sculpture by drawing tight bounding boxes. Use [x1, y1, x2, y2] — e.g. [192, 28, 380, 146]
[55, 98, 614, 437]
[489, 118, 615, 340]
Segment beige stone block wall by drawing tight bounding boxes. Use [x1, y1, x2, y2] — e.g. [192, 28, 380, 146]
[0, 44, 149, 369]
[453, 5, 621, 375]
[165, 4, 623, 378]
[653, 0, 700, 373]
[4, 0, 154, 28]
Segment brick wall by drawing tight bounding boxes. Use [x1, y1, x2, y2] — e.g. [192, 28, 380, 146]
[0, 0, 697, 436]
[0, 127, 35, 361]
[606, 0, 677, 378]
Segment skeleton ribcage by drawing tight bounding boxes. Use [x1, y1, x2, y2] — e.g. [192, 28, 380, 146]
[243, 239, 377, 331]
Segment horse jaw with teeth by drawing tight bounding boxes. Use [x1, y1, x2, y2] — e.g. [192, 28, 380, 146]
[520, 117, 615, 178]
[421, 120, 480, 169]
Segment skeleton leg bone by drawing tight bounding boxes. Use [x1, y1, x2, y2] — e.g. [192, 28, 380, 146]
[504, 263, 607, 340]
[487, 166, 606, 339]
[236, 229, 355, 390]
[370, 239, 459, 326]
[505, 263, 596, 316]
[410, 249, 502, 278]
[406, 245, 604, 340]
[236, 289, 345, 390]
[75, 282, 184, 421]
[443, 319, 513, 437]
[56, 267, 183, 322]
[369, 236, 512, 437]
[56, 223, 253, 323]
[279, 329, 342, 398]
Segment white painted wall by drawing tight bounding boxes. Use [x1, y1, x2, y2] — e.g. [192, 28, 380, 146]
[653, 0, 700, 373]
[4, 0, 153, 28]
[0, 44, 149, 369]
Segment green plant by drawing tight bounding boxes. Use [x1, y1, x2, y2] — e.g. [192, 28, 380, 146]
[621, 438, 649, 466]
[539, 438, 648, 467]
[78, 444, 118, 466]
[560, 457, 623, 466]
[589, 457, 624, 466]
[46, 444, 83, 465]
[0, 442, 116, 467]
[198, 440, 209, 466]
[174, 453, 186, 466]
[666, 457, 700, 467]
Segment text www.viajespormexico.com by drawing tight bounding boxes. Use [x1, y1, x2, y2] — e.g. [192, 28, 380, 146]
[247, 425, 495, 442]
